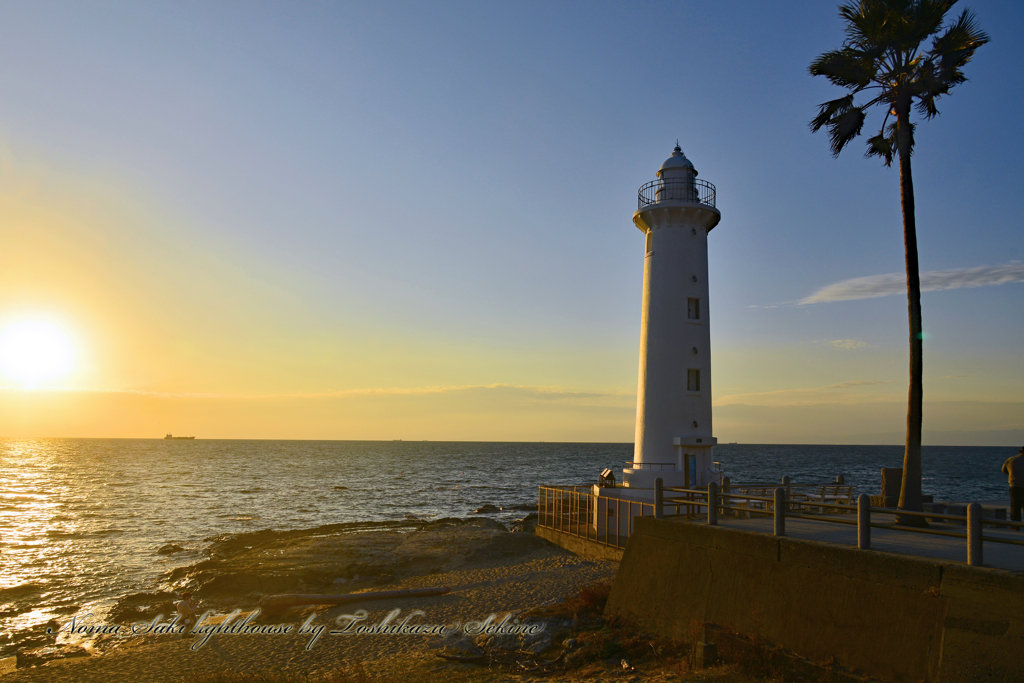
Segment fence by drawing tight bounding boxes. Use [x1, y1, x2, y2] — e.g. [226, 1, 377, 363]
[538, 485, 655, 549]
[537, 481, 1024, 567]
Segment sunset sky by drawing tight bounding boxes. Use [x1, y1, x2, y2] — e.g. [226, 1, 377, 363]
[0, 1, 1021, 444]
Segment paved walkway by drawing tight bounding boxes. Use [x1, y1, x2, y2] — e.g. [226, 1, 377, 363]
[698, 512, 1024, 573]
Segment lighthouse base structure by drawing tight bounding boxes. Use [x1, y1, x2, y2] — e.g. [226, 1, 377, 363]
[591, 437, 723, 537]
[622, 436, 721, 490]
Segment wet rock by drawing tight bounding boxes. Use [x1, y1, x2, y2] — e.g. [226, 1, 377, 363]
[16, 645, 89, 669]
[508, 512, 538, 533]
[0, 583, 45, 602]
[157, 543, 186, 555]
[473, 504, 500, 514]
[107, 591, 178, 624]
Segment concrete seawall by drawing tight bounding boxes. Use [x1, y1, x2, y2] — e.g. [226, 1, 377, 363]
[604, 517, 1024, 682]
[535, 526, 624, 562]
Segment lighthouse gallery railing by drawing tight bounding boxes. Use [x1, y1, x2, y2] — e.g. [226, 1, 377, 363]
[637, 178, 716, 210]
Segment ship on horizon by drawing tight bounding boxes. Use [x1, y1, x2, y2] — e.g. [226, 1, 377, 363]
[164, 434, 195, 440]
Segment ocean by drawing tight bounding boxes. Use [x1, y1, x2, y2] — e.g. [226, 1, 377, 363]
[0, 438, 1016, 654]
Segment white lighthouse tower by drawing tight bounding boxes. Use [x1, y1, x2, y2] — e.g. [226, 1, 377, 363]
[623, 144, 722, 490]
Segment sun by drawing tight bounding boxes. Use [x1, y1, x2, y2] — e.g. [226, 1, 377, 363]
[0, 320, 77, 389]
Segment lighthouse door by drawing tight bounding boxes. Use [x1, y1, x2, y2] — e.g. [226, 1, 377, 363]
[682, 453, 697, 489]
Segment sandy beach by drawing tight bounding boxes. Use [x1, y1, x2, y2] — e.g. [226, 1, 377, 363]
[1, 518, 629, 682]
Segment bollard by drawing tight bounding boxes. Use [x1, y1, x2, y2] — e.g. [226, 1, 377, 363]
[782, 475, 791, 499]
[654, 478, 663, 519]
[857, 494, 871, 549]
[774, 487, 786, 536]
[707, 482, 718, 526]
[836, 474, 845, 485]
[967, 502, 983, 566]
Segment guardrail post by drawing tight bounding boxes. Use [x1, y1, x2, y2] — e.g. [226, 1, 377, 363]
[836, 474, 845, 485]
[857, 494, 870, 549]
[722, 477, 730, 517]
[774, 487, 786, 536]
[654, 478, 663, 519]
[707, 482, 718, 526]
[968, 502, 983, 566]
[782, 475, 791, 499]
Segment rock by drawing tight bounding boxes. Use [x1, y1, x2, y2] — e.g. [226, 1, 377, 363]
[562, 637, 577, 650]
[521, 630, 553, 654]
[508, 513, 538, 533]
[465, 518, 508, 532]
[480, 633, 518, 651]
[157, 544, 186, 555]
[16, 645, 89, 669]
[440, 634, 481, 656]
[564, 649, 588, 667]
[464, 532, 550, 562]
[620, 658, 635, 671]
[473, 504, 500, 514]
[107, 591, 178, 624]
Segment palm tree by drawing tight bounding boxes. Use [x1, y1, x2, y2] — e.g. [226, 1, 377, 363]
[809, 1, 987, 523]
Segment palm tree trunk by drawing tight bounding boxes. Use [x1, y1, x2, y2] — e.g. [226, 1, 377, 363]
[895, 102, 925, 526]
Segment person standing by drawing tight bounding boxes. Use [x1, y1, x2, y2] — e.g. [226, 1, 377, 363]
[1002, 447, 1024, 524]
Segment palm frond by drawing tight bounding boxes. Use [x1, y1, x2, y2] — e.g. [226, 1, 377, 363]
[810, 94, 854, 133]
[809, 47, 877, 88]
[810, 93, 867, 157]
[829, 104, 867, 157]
[866, 127, 896, 165]
[811, 0, 985, 160]
[913, 57, 943, 118]
[866, 120, 915, 166]
[897, 0, 954, 52]
[930, 9, 990, 83]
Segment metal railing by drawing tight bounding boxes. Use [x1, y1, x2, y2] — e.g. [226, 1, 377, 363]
[537, 485, 659, 549]
[537, 481, 1024, 568]
[624, 461, 677, 471]
[637, 178, 716, 210]
[669, 483, 1024, 568]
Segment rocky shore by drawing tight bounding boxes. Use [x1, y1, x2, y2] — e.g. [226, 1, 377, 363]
[2, 514, 624, 682]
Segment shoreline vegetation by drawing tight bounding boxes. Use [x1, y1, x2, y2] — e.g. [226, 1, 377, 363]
[0, 516, 849, 683]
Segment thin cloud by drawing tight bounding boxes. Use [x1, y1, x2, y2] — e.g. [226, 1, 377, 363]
[830, 339, 866, 350]
[800, 262, 1024, 304]
[824, 380, 892, 389]
[715, 380, 896, 407]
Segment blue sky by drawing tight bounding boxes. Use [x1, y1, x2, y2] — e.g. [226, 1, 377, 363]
[0, 1, 1020, 443]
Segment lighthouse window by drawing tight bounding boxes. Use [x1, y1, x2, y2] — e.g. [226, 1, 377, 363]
[687, 369, 701, 392]
[645, 230, 653, 254]
[687, 297, 700, 320]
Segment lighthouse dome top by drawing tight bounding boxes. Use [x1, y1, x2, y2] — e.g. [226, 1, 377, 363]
[657, 143, 697, 178]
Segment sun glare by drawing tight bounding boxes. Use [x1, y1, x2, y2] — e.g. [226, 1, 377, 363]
[0, 320, 77, 389]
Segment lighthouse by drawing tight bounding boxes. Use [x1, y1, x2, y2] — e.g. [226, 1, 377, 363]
[623, 144, 722, 490]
